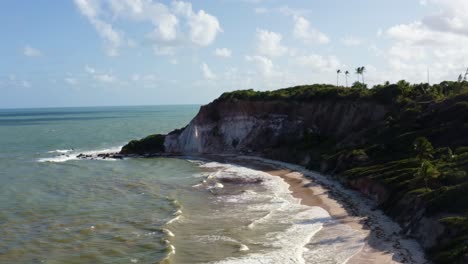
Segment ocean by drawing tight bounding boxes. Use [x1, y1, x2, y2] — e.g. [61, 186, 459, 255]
[0, 105, 365, 264]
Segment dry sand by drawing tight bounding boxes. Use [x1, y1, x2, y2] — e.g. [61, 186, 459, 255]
[215, 155, 428, 264]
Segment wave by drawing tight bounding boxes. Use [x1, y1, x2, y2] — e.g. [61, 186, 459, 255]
[38, 146, 123, 163]
[46, 149, 73, 154]
[189, 161, 368, 264]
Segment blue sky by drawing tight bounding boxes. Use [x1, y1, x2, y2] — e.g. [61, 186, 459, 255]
[0, 0, 466, 108]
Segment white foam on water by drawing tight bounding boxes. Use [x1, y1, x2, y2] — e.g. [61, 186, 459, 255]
[238, 244, 249, 252]
[230, 156, 429, 264]
[162, 228, 175, 238]
[192, 161, 366, 264]
[38, 146, 123, 163]
[47, 149, 73, 154]
[166, 215, 181, 225]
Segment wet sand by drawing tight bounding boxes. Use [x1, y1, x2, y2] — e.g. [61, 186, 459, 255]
[213, 155, 428, 264]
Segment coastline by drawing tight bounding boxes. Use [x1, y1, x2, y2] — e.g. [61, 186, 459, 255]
[209, 155, 428, 264]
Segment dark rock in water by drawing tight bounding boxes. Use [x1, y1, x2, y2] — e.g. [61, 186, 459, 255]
[218, 177, 263, 184]
[112, 154, 124, 160]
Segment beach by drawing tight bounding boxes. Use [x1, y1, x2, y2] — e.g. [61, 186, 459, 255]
[216, 155, 428, 264]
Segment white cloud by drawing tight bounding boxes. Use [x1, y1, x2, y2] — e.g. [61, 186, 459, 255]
[388, 42, 426, 60]
[74, 0, 99, 18]
[23, 45, 42, 57]
[65, 78, 78, 85]
[131, 74, 141, 82]
[382, 0, 468, 82]
[214, 48, 232, 58]
[255, 29, 288, 57]
[201, 63, 216, 80]
[74, 0, 124, 56]
[254, 7, 268, 14]
[95, 74, 116, 83]
[188, 10, 222, 46]
[294, 54, 341, 73]
[246, 55, 275, 77]
[341, 36, 362, 46]
[21, 80, 31, 88]
[85, 65, 96, 74]
[173, 2, 222, 46]
[74, 0, 222, 56]
[293, 16, 329, 44]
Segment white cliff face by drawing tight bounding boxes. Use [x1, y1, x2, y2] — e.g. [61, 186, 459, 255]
[164, 100, 389, 155]
[165, 116, 261, 154]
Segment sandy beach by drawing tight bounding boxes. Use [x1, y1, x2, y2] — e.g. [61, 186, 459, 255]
[216, 155, 428, 264]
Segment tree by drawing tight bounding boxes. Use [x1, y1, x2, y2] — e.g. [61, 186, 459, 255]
[464, 68, 468, 82]
[413, 137, 434, 161]
[415, 160, 440, 190]
[336, 69, 341, 86]
[458, 74, 463, 83]
[355, 67, 361, 83]
[360, 66, 366, 84]
[345, 70, 350, 87]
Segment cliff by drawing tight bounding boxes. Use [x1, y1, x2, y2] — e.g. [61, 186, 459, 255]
[164, 99, 388, 156]
[121, 83, 468, 263]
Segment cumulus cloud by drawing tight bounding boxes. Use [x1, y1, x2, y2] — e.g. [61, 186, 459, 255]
[294, 54, 341, 73]
[74, 0, 222, 56]
[383, 0, 468, 81]
[23, 45, 42, 57]
[293, 15, 329, 44]
[255, 29, 288, 57]
[186, 9, 222, 46]
[214, 48, 232, 58]
[201, 63, 216, 80]
[246, 55, 275, 77]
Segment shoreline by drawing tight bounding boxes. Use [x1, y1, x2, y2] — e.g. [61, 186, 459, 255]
[61, 151, 429, 263]
[209, 155, 428, 264]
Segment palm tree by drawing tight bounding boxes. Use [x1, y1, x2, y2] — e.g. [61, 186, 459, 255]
[336, 69, 341, 86]
[360, 66, 366, 84]
[355, 67, 361, 83]
[345, 70, 350, 87]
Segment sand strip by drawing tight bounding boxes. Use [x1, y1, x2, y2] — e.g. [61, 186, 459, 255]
[210, 155, 428, 264]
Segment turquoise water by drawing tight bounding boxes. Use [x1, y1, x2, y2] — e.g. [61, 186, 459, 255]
[0, 106, 200, 263]
[0, 105, 365, 264]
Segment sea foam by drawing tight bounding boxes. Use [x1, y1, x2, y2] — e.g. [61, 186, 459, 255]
[192, 161, 363, 264]
[38, 146, 122, 163]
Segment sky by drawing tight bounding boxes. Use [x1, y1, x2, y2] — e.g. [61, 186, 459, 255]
[0, 0, 467, 108]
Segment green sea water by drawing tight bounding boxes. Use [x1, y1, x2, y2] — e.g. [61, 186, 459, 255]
[0, 105, 366, 264]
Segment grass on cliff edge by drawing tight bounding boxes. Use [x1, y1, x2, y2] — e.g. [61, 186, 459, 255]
[217, 80, 468, 105]
[122, 80, 468, 263]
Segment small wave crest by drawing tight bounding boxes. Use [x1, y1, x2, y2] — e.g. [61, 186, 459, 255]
[191, 161, 367, 264]
[38, 146, 122, 163]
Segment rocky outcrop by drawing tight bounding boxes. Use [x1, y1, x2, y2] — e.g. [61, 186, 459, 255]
[164, 99, 388, 155]
[121, 86, 468, 263]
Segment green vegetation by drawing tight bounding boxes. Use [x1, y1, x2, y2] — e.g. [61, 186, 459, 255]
[120, 134, 165, 155]
[218, 80, 468, 263]
[217, 80, 468, 105]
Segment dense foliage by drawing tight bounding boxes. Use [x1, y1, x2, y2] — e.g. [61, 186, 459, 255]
[223, 80, 467, 264]
[217, 80, 468, 105]
[120, 134, 165, 155]
[219, 80, 468, 263]
[124, 80, 468, 263]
